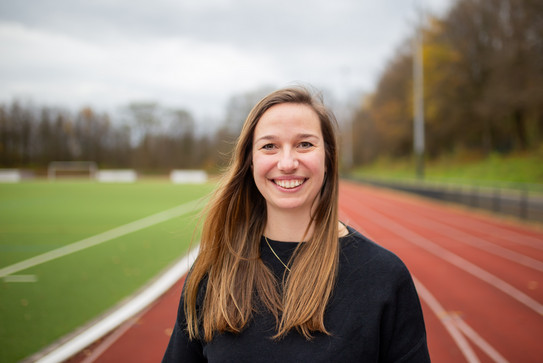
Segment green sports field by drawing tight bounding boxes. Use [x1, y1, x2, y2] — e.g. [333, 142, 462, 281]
[0, 180, 214, 363]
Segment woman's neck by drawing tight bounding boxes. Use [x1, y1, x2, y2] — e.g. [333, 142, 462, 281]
[264, 207, 314, 242]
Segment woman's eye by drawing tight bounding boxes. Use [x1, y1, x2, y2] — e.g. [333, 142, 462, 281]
[261, 143, 275, 150]
[299, 142, 314, 149]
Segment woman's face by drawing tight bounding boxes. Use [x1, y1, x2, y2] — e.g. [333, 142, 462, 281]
[252, 103, 326, 216]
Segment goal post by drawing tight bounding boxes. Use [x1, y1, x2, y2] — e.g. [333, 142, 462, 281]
[48, 161, 98, 180]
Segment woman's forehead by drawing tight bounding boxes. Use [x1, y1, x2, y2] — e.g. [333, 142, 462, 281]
[254, 103, 321, 137]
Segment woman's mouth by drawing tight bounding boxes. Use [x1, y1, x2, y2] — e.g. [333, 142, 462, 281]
[273, 178, 306, 189]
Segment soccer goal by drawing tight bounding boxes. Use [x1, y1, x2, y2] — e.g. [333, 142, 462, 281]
[48, 161, 98, 180]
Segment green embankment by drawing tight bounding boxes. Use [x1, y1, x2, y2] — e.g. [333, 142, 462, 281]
[351, 151, 543, 190]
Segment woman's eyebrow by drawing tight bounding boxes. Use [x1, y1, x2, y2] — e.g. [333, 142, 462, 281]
[254, 133, 320, 144]
[297, 133, 319, 140]
[254, 135, 278, 143]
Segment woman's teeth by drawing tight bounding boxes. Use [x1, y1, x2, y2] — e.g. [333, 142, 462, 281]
[274, 179, 304, 189]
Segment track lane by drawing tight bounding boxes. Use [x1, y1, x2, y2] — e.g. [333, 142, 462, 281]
[348, 194, 543, 302]
[361, 195, 543, 270]
[339, 181, 543, 362]
[343, 183, 543, 303]
[356, 185, 543, 254]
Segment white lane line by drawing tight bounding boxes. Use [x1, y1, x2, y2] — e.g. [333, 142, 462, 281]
[358, 207, 543, 316]
[413, 278, 480, 363]
[368, 190, 543, 251]
[35, 245, 200, 363]
[417, 218, 543, 272]
[428, 215, 543, 251]
[365, 198, 543, 272]
[0, 198, 204, 278]
[452, 316, 509, 363]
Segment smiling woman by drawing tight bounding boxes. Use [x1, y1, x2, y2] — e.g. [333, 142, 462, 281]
[162, 86, 430, 362]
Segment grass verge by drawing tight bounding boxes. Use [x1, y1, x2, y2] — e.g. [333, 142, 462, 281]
[350, 151, 543, 191]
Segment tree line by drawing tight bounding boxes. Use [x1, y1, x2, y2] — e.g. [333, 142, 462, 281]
[0, 101, 214, 173]
[351, 0, 543, 165]
[1, 0, 541, 173]
[0, 87, 274, 173]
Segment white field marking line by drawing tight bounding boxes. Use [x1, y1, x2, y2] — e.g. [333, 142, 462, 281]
[362, 198, 543, 272]
[3, 274, 38, 283]
[340, 205, 480, 363]
[0, 198, 204, 278]
[451, 314, 509, 363]
[356, 207, 543, 316]
[35, 245, 200, 363]
[413, 278, 481, 363]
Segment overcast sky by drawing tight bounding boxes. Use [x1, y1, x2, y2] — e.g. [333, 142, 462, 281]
[0, 0, 453, 127]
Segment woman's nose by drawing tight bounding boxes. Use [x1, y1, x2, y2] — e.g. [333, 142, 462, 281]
[277, 150, 299, 171]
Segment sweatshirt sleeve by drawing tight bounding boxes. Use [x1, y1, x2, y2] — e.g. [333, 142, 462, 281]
[161, 288, 205, 363]
[380, 260, 431, 363]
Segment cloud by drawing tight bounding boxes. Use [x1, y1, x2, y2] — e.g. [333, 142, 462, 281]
[0, 21, 282, 118]
[0, 0, 454, 121]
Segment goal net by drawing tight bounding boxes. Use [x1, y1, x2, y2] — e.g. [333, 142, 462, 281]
[48, 161, 98, 180]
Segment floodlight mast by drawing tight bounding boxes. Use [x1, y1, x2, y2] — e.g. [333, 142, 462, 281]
[413, 8, 425, 179]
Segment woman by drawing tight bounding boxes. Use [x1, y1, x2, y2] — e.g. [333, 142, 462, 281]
[163, 86, 430, 362]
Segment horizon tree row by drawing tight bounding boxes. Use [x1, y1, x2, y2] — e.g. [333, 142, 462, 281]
[0, 101, 221, 172]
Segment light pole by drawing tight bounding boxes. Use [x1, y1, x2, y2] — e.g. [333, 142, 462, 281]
[339, 66, 354, 172]
[413, 10, 425, 179]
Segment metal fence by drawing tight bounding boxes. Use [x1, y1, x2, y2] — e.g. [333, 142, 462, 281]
[348, 176, 543, 223]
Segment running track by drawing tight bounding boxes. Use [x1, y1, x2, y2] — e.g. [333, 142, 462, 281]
[66, 181, 543, 362]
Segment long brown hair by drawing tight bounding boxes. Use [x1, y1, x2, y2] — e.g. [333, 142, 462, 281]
[184, 86, 340, 341]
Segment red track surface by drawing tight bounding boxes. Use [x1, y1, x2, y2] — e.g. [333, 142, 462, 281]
[67, 181, 543, 362]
